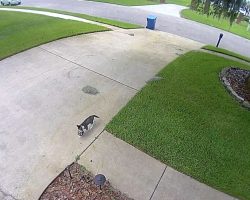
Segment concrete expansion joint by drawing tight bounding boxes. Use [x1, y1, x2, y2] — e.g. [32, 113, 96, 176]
[38, 47, 139, 92]
[149, 165, 168, 200]
[79, 129, 105, 158]
[0, 187, 20, 200]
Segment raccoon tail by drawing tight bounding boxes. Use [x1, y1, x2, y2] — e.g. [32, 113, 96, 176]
[93, 115, 99, 118]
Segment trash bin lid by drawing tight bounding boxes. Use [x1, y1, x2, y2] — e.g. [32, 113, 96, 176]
[147, 15, 157, 20]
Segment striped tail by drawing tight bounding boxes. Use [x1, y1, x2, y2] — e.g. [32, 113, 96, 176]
[93, 115, 99, 118]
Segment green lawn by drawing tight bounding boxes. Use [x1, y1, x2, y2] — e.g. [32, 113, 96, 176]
[202, 45, 250, 63]
[87, 0, 190, 6]
[181, 9, 250, 40]
[86, 0, 158, 6]
[106, 51, 250, 199]
[0, 11, 108, 60]
[166, 0, 190, 6]
[3, 6, 141, 29]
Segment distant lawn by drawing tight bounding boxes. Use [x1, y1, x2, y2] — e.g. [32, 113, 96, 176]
[181, 9, 250, 40]
[87, 0, 190, 6]
[203, 45, 250, 63]
[166, 0, 190, 6]
[87, 0, 158, 6]
[2, 6, 141, 29]
[0, 11, 108, 60]
[106, 51, 250, 199]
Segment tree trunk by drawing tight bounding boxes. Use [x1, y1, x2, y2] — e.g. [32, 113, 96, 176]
[190, 0, 199, 10]
[229, 12, 238, 27]
[160, 0, 166, 3]
[236, 12, 244, 24]
[203, 0, 211, 15]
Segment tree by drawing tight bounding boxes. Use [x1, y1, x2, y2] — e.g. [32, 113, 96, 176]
[238, 0, 250, 24]
[236, 12, 244, 24]
[211, 0, 245, 26]
[241, 0, 250, 15]
[191, 0, 246, 26]
[204, 0, 211, 15]
[190, 0, 201, 10]
[228, 0, 245, 26]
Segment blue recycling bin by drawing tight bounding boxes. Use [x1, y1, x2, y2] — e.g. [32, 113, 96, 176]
[146, 15, 157, 30]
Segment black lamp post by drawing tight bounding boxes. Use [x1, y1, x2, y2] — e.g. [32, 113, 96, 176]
[216, 33, 224, 47]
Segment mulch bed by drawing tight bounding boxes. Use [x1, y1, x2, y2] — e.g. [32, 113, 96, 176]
[224, 67, 250, 102]
[39, 163, 133, 200]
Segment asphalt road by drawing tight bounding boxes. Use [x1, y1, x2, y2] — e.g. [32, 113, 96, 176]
[21, 0, 250, 57]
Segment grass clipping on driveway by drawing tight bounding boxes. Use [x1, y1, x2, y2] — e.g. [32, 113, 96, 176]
[0, 11, 108, 60]
[106, 51, 250, 199]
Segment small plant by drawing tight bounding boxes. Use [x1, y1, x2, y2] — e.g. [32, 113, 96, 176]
[75, 155, 81, 163]
[79, 164, 92, 183]
[79, 164, 87, 172]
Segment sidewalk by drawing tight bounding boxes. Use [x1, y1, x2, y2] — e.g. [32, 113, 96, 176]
[79, 131, 237, 200]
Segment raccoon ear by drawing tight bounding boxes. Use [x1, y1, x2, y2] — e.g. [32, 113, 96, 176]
[77, 125, 80, 128]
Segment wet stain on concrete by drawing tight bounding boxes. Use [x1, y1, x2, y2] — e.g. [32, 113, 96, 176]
[82, 85, 99, 95]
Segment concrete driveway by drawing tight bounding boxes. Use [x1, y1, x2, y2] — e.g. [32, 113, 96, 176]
[21, 0, 250, 57]
[0, 29, 202, 199]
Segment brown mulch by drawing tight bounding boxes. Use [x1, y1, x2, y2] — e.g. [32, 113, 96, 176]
[39, 163, 133, 200]
[224, 67, 250, 102]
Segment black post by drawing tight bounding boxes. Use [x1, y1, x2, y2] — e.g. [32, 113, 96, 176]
[67, 166, 72, 179]
[216, 33, 224, 47]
